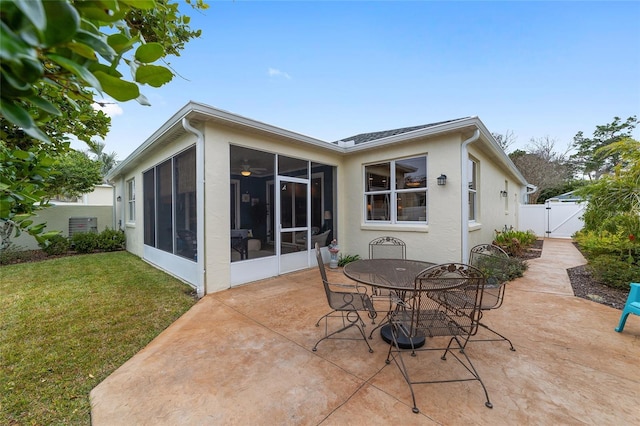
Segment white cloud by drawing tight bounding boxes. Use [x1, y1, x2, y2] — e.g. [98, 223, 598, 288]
[268, 67, 291, 79]
[92, 99, 124, 117]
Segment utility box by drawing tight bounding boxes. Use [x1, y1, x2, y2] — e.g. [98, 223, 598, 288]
[69, 217, 98, 237]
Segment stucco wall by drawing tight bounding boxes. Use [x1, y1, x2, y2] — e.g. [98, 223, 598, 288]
[11, 205, 114, 250]
[466, 144, 520, 249]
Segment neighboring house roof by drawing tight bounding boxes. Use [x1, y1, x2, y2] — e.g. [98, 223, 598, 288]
[106, 101, 528, 187]
[547, 190, 585, 202]
[335, 119, 470, 145]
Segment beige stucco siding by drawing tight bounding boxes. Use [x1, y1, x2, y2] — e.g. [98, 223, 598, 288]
[339, 133, 464, 264]
[466, 144, 520, 249]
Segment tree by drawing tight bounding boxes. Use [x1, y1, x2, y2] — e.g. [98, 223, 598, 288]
[48, 150, 103, 199]
[492, 130, 517, 153]
[1, 0, 206, 248]
[509, 136, 573, 203]
[87, 141, 119, 180]
[570, 116, 638, 180]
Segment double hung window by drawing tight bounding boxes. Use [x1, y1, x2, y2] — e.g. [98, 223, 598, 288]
[364, 156, 427, 224]
[468, 158, 478, 221]
[126, 179, 135, 223]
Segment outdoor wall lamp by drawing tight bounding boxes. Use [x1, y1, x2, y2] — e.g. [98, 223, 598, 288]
[500, 190, 508, 197]
[116, 196, 122, 202]
[437, 174, 447, 186]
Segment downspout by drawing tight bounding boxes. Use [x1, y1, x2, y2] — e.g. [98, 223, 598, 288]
[182, 118, 205, 298]
[118, 180, 125, 230]
[461, 129, 480, 264]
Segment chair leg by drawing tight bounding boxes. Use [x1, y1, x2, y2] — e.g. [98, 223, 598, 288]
[615, 311, 630, 332]
[313, 311, 373, 353]
[469, 322, 516, 351]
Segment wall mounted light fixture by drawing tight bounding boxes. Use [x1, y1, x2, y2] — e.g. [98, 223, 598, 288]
[116, 196, 122, 202]
[437, 174, 447, 186]
[500, 190, 508, 197]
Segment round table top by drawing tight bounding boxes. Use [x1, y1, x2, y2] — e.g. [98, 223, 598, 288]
[343, 258, 436, 290]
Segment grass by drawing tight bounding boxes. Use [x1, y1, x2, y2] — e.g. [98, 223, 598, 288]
[0, 251, 198, 425]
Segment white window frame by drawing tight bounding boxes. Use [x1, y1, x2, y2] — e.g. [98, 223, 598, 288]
[126, 178, 135, 223]
[468, 158, 478, 221]
[364, 156, 428, 224]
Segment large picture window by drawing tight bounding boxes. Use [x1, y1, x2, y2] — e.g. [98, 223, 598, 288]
[143, 146, 197, 261]
[365, 156, 427, 224]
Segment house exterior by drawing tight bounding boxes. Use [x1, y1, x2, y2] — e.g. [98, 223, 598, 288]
[106, 101, 530, 297]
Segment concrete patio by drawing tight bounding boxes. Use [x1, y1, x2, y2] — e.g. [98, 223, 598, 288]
[90, 238, 639, 425]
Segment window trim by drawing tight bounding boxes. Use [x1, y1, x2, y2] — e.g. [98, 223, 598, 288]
[126, 178, 135, 224]
[468, 157, 478, 222]
[363, 155, 428, 225]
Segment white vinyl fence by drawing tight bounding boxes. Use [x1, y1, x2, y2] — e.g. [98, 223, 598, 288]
[519, 201, 586, 239]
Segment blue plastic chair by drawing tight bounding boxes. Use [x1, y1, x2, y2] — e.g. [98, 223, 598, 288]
[615, 283, 640, 332]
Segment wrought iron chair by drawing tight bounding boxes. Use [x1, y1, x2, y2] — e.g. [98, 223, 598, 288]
[312, 243, 375, 353]
[369, 236, 406, 260]
[385, 263, 493, 413]
[467, 243, 515, 350]
[367, 236, 407, 336]
[615, 282, 640, 332]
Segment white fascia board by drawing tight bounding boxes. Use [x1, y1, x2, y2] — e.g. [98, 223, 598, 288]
[471, 118, 529, 186]
[187, 102, 344, 154]
[106, 101, 344, 181]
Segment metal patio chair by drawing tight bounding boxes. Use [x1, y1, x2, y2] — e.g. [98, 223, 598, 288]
[385, 263, 493, 413]
[468, 243, 516, 351]
[367, 236, 407, 334]
[312, 243, 376, 353]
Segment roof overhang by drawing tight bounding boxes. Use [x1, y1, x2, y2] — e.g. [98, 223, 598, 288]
[107, 102, 528, 187]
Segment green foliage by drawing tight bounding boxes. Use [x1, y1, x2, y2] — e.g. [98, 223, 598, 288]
[1, 0, 205, 249]
[0, 243, 31, 265]
[571, 116, 638, 179]
[586, 255, 637, 291]
[71, 231, 98, 253]
[1, 0, 206, 142]
[39, 233, 70, 256]
[474, 254, 528, 284]
[492, 227, 537, 257]
[48, 150, 103, 198]
[338, 253, 361, 267]
[536, 180, 588, 204]
[96, 228, 126, 251]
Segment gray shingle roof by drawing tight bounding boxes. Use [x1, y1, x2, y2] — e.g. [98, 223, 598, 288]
[335, 118, 471, 145]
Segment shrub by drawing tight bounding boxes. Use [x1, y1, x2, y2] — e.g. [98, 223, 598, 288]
[39, 233, 70, 256]
[338, 253, 360, 267]
[0, 244, 31, 265]
[587, 255, 637, 291]
[71, 232, 98, 253]
[97, 228, 126, 251]
[493, 227, 537, 257]
[474, 254, 528, 284]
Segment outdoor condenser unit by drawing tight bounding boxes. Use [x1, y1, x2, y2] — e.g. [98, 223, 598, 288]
[68, 217, 98, 237]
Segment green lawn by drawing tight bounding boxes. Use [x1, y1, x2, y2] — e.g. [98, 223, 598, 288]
[0, 251, 198, 425]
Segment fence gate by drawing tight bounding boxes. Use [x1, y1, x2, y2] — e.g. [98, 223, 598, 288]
[519, 201, 585, 239]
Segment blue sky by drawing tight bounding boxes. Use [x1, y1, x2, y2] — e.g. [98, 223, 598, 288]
[91, 1, 640, 159]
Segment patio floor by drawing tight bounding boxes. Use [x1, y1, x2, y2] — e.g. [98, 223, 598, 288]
[90, 238, 640, 425]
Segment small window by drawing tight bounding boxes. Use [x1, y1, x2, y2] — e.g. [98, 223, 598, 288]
[126, 178, 135, 223]
[468, 158, 478, 221]
[364, 156, 427, 224]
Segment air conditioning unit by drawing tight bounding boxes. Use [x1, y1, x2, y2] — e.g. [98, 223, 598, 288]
[69, 217, 98, 237]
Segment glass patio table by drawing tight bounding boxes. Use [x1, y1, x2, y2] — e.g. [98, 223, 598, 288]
[343, 258, 436, 348]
